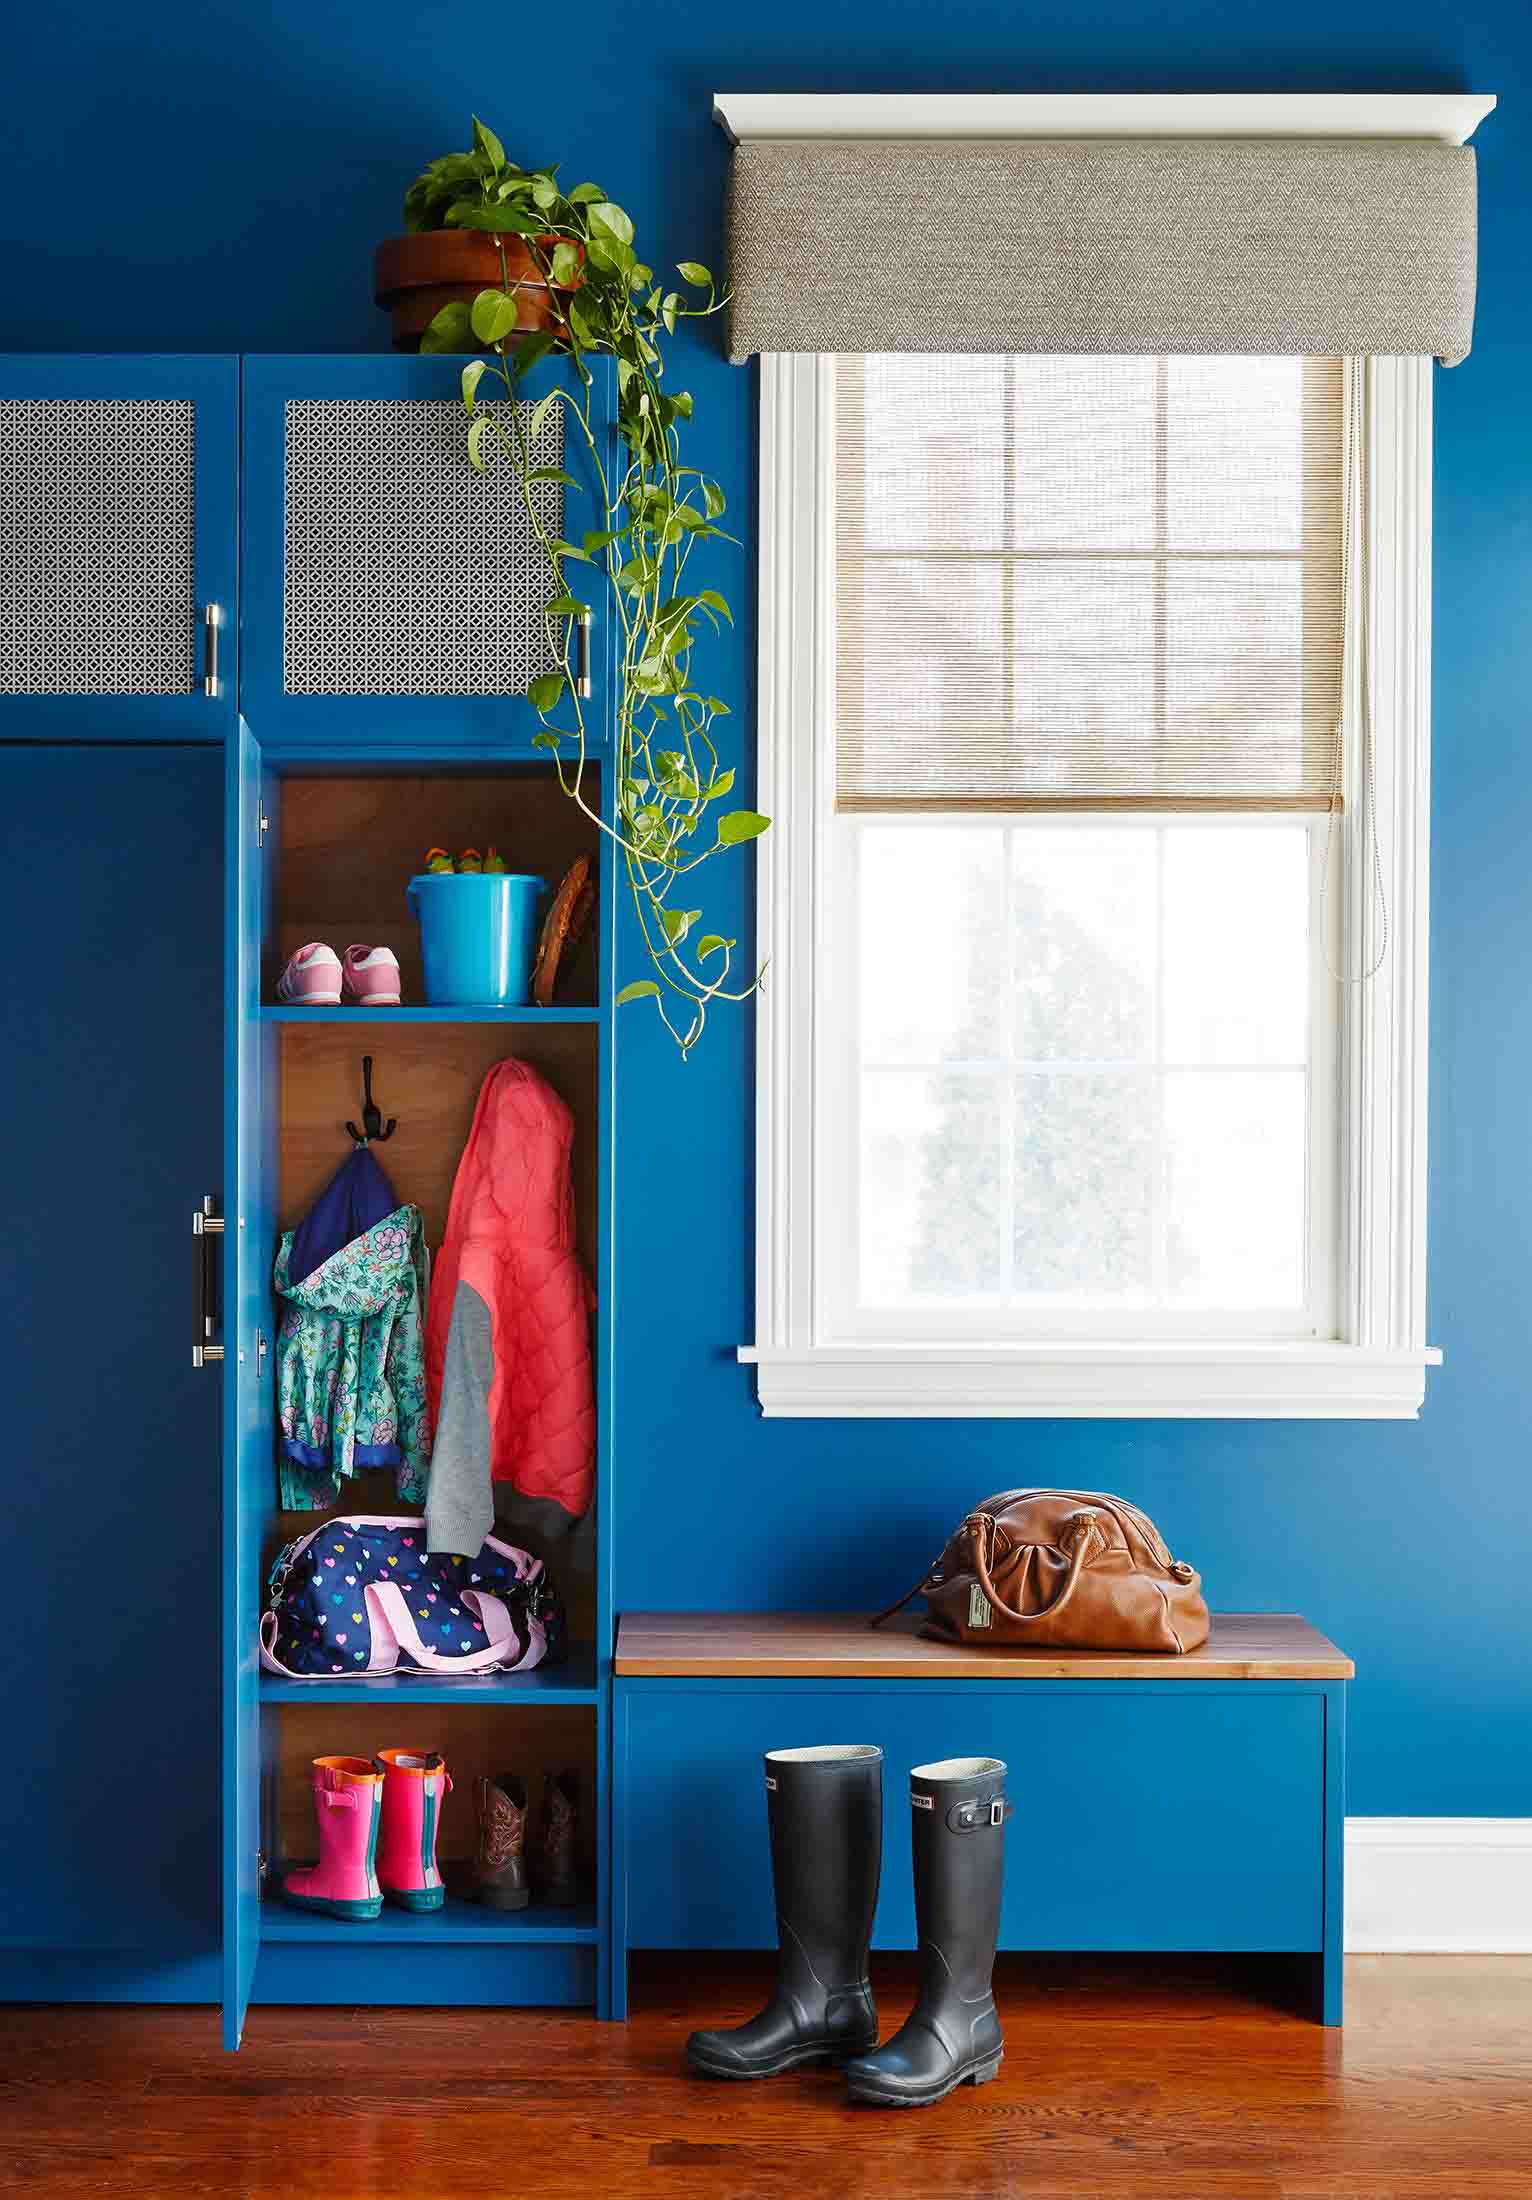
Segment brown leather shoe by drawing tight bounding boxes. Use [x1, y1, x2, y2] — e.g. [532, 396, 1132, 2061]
[473, 1774, 530, 1910]
[538, 1769, 582, 1907]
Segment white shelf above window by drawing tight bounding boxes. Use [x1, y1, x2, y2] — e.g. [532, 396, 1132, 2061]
[713, 91, 1496, 148]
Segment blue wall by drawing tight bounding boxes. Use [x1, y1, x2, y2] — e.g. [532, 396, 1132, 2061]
[6, 1, 1529, 1817]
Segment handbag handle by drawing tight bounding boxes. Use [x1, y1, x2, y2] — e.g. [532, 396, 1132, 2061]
[965, 1507, 1099, 1627]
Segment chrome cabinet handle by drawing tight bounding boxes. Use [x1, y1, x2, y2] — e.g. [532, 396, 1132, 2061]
[202, 603, 223, 699]
[193, 1196, 225, 1367]
[574, 609, 591, 699]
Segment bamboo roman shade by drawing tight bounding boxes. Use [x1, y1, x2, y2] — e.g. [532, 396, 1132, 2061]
[727, 140, 1478, 367]
[835, 354, 1345, 812]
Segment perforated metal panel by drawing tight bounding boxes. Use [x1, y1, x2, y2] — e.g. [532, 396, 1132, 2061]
[0, 399, 196, 694]
[283, 398, 565, 696]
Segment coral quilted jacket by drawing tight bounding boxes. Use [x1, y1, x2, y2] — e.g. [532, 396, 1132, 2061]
[423, 1058, 595, 1554]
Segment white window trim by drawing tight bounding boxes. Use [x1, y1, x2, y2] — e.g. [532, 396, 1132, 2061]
[740, 351, 1442, 1419]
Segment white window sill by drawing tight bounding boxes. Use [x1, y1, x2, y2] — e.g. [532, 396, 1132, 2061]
[737, 1342, 1443, 1420]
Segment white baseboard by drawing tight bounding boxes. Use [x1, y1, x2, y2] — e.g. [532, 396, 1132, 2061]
[1345, 1818, 1532, 1952]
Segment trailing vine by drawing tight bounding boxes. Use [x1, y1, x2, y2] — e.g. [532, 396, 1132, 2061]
[410, 118, 767, 1055]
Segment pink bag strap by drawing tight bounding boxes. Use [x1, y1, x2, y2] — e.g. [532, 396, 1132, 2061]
[364, 1581, 523, 1675]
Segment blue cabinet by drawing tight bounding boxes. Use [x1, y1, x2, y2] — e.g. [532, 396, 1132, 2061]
[619, 1685, 1325, 1955]
[219, 357, 621, 2044]
[240, 354, 612, 759]
[0, 354, 622, 2038]
[0, 744, 224, 1999]
[0, 357, 238, 741]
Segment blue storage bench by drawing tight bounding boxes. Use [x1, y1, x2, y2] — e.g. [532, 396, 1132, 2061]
[611, 1611, 1350, 2024]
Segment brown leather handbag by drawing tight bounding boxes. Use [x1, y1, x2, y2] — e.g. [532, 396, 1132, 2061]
[874, 1489, 1210, 1654]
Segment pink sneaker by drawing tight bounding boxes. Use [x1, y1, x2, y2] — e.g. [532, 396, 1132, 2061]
[276, 942, 343, 1005]
[343, 944, 403, 1006]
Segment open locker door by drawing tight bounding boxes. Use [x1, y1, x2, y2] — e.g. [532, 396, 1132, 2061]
[222, 716, 278, 2047]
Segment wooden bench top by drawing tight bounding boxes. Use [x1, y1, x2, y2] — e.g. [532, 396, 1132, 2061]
[616, 1611, 1353, 1682]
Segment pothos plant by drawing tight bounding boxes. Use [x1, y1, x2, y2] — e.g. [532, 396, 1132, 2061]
[410, 118, 767, 1055]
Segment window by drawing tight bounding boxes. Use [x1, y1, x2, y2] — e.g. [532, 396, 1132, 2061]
[744, 352, 1438, 1418]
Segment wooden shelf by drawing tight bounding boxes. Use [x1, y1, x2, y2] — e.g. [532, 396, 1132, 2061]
[261, 1895, 597, 1944]
[260, 1004, 598, 1024]
[260, 1644, 599, 1706]
[615, 1611, 1355, 1682]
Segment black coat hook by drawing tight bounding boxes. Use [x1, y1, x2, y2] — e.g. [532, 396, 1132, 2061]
[346, 1055, 397, 1146]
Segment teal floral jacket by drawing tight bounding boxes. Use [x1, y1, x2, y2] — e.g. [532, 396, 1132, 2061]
[274, 1204, 432, 1510]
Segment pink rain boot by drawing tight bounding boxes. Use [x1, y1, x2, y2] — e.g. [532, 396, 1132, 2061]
[282, 1756, 383, 1922]
[375, 1748, 452, 1912]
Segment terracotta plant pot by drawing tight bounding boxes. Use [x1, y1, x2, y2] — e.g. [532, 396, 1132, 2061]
[373, 231, 582, 354]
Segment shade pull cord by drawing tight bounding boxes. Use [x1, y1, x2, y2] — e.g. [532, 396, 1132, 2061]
[1321, 357, 1389, 986]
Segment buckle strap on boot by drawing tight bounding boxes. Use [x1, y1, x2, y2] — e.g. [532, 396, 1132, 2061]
[941, 1794, 1012, 1833]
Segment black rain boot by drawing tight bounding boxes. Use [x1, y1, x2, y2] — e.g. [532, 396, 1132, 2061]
[844, 1755, 1009, 2108]
[686, 1743, 882, 2079]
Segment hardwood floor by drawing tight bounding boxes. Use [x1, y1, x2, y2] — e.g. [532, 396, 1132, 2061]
[2, 1954, 1530, 2198]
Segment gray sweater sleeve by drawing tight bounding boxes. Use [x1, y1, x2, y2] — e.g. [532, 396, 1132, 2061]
[424, 1280, 496, 1556]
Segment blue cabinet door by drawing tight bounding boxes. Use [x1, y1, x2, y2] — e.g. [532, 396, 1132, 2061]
[0, 745, 222, 1997]
[620, 1684, 1326, 1956]
[222, 717, 279, 2047]
[0, 357, 238, 740]
[240, 354, 612, 758]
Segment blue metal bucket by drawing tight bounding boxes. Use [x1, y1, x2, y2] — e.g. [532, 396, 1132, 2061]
[405, 872, 547, 1007]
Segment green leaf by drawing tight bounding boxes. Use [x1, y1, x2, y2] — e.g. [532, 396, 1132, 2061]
[677, 260, 713, 288]
[669, 389, 694, 418]
[659, 907, 701, 945]
[545, 593, 589, 617]
[420, 300, 474, 354]
[510, 327, 557, 380]
[525, 467, 580, 488]
[460, 359, 487, 415]
[696, 933, 734, 960]
[470, 289, 521, 345]
[567, 180, 606, 204]
[703, 480, 726, 519]
[448, 201, 541, 235]
[467, 415, 491, 473]
[614, 980, 660, 1007]
[530, 171, 559, 211]
[717, 809, 771, 847]
[529, 391, 559, 441]
[589, 200, 634, 246]
[527, 673, 567, 712]
[566, 293, 601, 348]
[582, 527, 624, 553]
[698, 588, 732, 626]
[548, 239, 582, 287]
[705, 767, 735, 800]
[471, 115, 506, 170]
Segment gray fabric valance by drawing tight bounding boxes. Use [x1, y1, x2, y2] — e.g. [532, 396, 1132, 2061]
[726, 139, 1478, 366]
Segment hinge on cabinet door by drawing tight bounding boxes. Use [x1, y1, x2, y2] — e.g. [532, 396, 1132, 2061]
[257, 808, 269, 849]
[257, 1850, 269, 1884]
[255, 1330, 268, 1378]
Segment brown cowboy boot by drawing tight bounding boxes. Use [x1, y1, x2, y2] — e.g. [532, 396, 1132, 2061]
[472, 1773, 530, 1910]
[538, 1769, 582, 1907]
